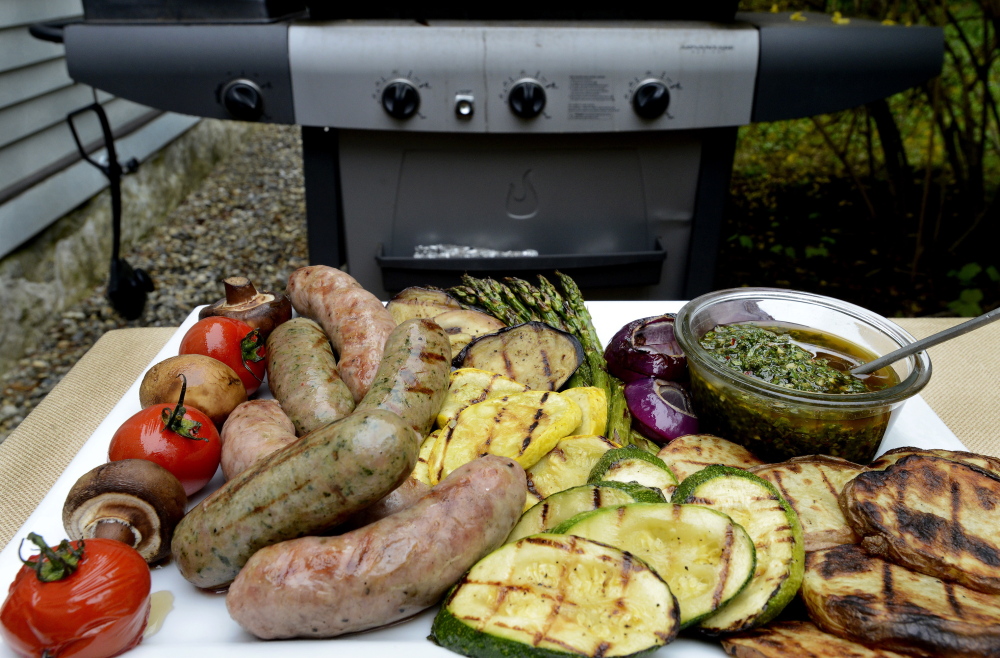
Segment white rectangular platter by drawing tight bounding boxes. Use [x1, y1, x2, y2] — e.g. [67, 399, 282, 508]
[0, 301, 966, 658]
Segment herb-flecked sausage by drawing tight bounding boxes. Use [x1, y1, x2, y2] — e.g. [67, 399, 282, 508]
[220, 399, 298, 480]
[171, 408, 419, 589]
[286, 265, 396, 403]
[265, 317, 355, 436]
[226, 455, 527, 638]
[355, 318, 451, 438]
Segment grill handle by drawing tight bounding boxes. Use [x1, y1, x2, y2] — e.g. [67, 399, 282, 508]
[29, 19, 79, 44]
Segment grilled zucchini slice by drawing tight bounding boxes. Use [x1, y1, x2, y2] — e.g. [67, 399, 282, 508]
[655, 434, 765, 482]
[507, 482, 664, 544]
[588, 446, 678, 498]
[803, 544, 1000, 657]
[671, 465, 805, 634]
[455, 322, 585, 391]
[525, 435, 620, 507]
[432, 534, 680, 658]
[552, 503, 756, 628]
[866, 446, 1000, 476]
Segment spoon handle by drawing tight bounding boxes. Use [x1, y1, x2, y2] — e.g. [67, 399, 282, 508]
[851, 306, 1000, 375]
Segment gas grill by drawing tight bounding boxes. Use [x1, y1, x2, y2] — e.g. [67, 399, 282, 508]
[40, 2, 943, 299]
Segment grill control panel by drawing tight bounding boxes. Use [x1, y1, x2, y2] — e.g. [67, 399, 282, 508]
[289, 22, 759, 132]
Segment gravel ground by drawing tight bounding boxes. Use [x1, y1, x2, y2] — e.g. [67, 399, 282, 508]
[0, 123, 308, 443]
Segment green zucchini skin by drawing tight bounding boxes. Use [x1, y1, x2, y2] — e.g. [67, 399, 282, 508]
[548, 502, 757, 628]
[171, 408, 419, 589]
[671, 464, 806, 635]
[433, 534, 679, 658]
[431, 607, 666, 658]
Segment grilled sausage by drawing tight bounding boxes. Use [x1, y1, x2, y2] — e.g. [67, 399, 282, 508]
[338, 476, 432, 532]
[226, 455, 527, 638]
[355, 318, 451, 438]
[266, 317, 355, 436]
[286, 265, 396, 403]
[220, 400, 298, 480]
[171, 408, 419, 589]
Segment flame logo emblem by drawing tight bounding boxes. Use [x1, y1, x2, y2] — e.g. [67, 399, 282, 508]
[506, 170, 538, 219]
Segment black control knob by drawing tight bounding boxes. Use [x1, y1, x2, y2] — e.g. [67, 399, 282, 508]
[632, 80, 670, 120]
[222, 79, 264, 121]
[508, 80, 546, 119]
[381, 81, 420, 120]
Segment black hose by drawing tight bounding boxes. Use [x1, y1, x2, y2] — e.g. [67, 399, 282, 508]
[28, 19, 78, 44]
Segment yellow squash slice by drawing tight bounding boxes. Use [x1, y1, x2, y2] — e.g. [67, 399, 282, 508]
[429, 390, 581, 484]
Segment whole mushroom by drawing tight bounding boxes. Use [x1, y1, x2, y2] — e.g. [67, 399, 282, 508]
[62, 459, 187, 564]
[199, 276, 292, 340]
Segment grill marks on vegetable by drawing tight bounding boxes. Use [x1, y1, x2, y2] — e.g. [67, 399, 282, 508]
[842, 454, 1000, 594]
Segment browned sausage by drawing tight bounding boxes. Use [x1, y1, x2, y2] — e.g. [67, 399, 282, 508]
[265, 317, 355, 436]
[286, 265, 395, 403]
[355, 318, 451, 437]
[337, 477, 432, 532]
[219, 400, 298, 480]
[225, 455, 527, 638]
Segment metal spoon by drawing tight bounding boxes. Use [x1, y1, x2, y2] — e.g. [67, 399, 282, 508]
[851, 306, 1000, 375]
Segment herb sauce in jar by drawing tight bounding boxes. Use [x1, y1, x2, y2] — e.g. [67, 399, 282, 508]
[698, 323, 898, 394]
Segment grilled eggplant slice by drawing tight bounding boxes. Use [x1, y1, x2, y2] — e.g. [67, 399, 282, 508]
[749, 455, 863, 552]
[432, 533, 680, 658]
[434, 308, 506, 357]
[656, 434, 765, 483]
[507, 481, 663, 543]
[802, 544, 1000, 658]
[671, 465, 805, 635]
[455, 322, 584, 391]
[841, 453, 1000, 594]
[867, 446, 1000, 476]
[722, 620, 912, 658]
[386, 286, 462, 324]
[524, 434, 621, 507]
[552, 503, 756, 628]
[428, 390, 582, 484]
[588, 446, 679, 499]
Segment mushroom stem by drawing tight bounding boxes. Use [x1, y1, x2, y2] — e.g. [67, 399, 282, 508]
[223, 277, 257, 305]
[90, 519, 139, 546]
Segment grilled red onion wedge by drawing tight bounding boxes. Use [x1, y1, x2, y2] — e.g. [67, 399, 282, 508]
[604, 314, 686, 382]
[625, 378, 699, 444]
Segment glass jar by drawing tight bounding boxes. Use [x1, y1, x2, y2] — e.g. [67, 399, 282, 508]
[674, 288, 932, 463]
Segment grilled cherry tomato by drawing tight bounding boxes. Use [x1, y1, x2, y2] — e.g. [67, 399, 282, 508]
[179, 316, 266, 396]
[109, 375, 221, 495]
[0, 533, 150, 658]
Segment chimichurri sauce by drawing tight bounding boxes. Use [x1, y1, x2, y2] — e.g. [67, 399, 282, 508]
[699, 324, 880, 394]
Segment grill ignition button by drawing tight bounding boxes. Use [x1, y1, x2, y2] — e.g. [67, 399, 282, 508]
[382, 80, 420, 120]
[455, 94, 474, 119]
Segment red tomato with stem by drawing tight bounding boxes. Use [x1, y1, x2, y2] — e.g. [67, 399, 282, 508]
[0, 533, 151, 658]
[109, 375, 221, 495]
[179, 316, 266, 396]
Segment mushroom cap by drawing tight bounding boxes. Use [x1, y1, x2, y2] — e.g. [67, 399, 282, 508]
[198, 276, 292, 339]
[63, 459, 187, 564]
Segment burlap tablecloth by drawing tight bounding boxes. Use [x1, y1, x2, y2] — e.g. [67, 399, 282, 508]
[1, 318, 996, 548]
